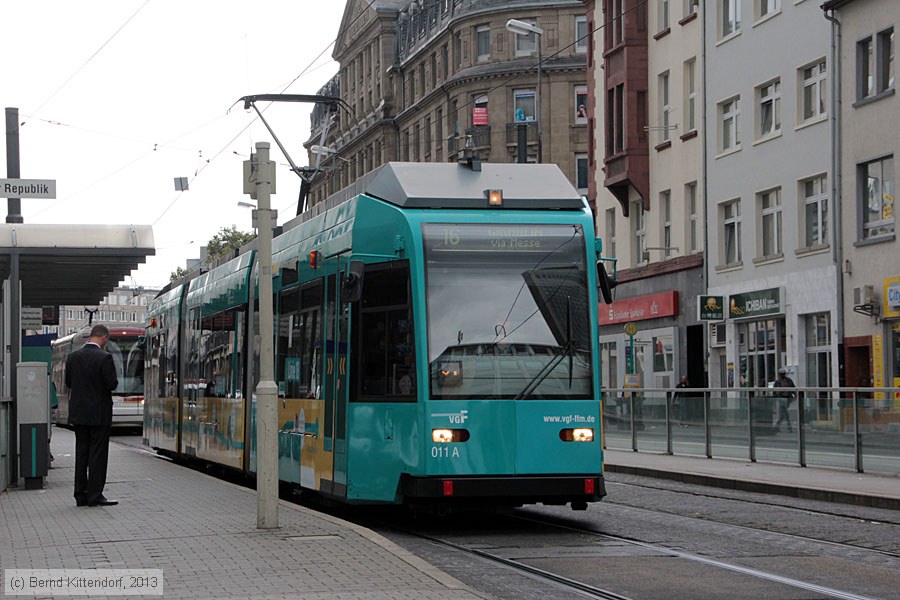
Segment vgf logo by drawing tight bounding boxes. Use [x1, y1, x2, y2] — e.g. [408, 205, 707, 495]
[434, 410, 469, 424]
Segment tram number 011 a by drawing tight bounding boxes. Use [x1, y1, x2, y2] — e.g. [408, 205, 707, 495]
[431, 446, 460, 458]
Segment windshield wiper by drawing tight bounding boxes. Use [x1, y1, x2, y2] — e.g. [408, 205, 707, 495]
[515, 296, 574, 400]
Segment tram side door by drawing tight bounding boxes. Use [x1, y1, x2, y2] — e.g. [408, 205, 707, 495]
[183, 307, 201, 456]
[323, 254, 351, 497]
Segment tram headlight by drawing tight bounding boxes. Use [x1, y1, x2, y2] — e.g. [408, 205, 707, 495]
[432, 429, 453, 443]
[560, 428, 594, 442]
[573, 428, 594, 442]
[432, 429, 470, 443]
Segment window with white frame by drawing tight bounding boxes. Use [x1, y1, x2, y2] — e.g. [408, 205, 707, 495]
[514, 19, 538, 55]
[684, 58, 697, 132]
[757, 0, 780, 20]
[859, 37, 876, 99]
[859, 155, 895, 239]
[801, 60, 827, 122]
[514, 89, 536, 121]
[685, 0, 699, 15]
[659, 0, 670, 30]
[659, 71, 671, 141]
[879, 28, 895, 91]
[575, 16, 588, 53]
[719, 96, 741, 151]
[633, 202, 647, 265]
[661, 190, 672, 256]
[575, 85, 588, 123]
[687, 182, 698, 253]
[576, 153, 589, 191]
[721, 0, 741, 38]
[757, 79, 781, 138]
[805, 313, 832, 411]
[759, 188, 782, 257]
[803, 175, 828, 248]
[606, 208, 617, 257]
[721, 199, 742, 265]
[476, 25, 491, 61]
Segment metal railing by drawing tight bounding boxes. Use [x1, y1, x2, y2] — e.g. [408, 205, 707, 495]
[602, 387, 900, 476]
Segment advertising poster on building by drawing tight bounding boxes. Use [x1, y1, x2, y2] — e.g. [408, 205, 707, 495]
[873, 334, 884, 401]
[729, 288, 782, 319]
[698, 295, 724, 321]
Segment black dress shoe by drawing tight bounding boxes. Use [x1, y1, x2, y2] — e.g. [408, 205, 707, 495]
[75, 496, 88, 507]
[88, 496, 118, 507]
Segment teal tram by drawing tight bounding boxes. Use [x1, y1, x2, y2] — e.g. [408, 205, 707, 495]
[144, 161, 611, 510]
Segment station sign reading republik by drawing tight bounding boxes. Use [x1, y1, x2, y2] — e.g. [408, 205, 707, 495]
[0, 178, 56, 199]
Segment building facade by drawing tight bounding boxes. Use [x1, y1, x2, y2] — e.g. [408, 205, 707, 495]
[305, 0, 591, 206]
[823, 0, 897, 395]
[47, 286, 160, 337]
[591, 0, 706, 390]
[704, 0, 839, 401]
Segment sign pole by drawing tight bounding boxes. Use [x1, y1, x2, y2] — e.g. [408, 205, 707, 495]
[5, 107, 23, 224]
[247, 142, 279, 529]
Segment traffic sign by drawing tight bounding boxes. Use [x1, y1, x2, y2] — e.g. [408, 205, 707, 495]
[0, 178, 56, 199]
[21, 307, 43, 329]
[624, 322, 638, 336]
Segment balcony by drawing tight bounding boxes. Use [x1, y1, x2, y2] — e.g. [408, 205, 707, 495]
[504, 121, 538, 145]
[448, 126, 492, 161]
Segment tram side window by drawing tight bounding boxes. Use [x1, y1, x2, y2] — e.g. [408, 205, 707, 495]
[357, 263, 415, 401]
[164, 315, 179, 398]
[200, 309, 245, 399]
[277, 283, 323, 399]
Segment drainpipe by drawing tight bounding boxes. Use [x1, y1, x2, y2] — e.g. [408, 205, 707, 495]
[700, 2, 711, 386]
[823, 7, 844, 385]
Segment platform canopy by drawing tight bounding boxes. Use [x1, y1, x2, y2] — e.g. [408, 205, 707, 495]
[0, 224, 155, 305]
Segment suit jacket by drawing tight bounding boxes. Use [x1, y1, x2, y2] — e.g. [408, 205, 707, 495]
[66, 343, 119, 427]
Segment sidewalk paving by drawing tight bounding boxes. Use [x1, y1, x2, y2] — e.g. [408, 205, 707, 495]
[604, 448, 900, 510]
[0, 427, 489, 600]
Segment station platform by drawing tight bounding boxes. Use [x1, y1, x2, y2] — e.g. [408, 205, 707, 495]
[0, 427, 486, 600]
[603, 449, 900, 510]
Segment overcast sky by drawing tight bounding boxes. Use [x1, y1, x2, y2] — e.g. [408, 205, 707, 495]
[0, 0, 347, 290]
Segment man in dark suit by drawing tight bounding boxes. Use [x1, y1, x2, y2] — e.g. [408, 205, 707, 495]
[66, 324, 119, 506]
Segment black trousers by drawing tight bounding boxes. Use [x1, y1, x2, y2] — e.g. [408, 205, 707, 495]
[73, 424, 111, 503]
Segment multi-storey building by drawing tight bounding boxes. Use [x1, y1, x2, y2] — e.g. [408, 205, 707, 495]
[48, 287, 160, 336]
[704, 0, 839, 398]
[590, 0, 706, 389]
[822, 0, 897, 392]
[304, 0, 591, 207]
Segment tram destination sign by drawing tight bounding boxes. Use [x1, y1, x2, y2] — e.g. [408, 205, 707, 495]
[0, 178, 56, 199]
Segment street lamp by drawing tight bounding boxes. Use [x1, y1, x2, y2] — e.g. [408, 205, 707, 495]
[506, 18, 544, 163]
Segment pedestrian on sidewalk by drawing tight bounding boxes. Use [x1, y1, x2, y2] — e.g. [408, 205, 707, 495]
[66, 324, 119, 507]
[673, 375, 690, 426]
[773, 367, 795, 433]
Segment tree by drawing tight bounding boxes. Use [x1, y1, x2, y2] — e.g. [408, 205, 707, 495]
[206, 225, 255, 264]
[169, 266, 188, 282]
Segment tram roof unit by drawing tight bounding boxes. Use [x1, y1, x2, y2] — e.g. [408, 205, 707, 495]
[282, 162, 586, 233]
[0, 223, 155, 305]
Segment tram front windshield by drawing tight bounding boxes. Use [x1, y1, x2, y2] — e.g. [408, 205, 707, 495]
[423, 223, 593, 400]
[105, 336, 144, 396]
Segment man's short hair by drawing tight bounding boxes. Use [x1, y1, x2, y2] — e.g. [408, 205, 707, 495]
[90, 324, 110, 338]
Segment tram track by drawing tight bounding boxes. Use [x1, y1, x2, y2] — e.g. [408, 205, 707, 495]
[372, 509, 883, 600]
[386, 525, 635, 600]
[602, 480, 900, 558]
[609, 479, 900, 527]
[506, 512, 882, 600]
